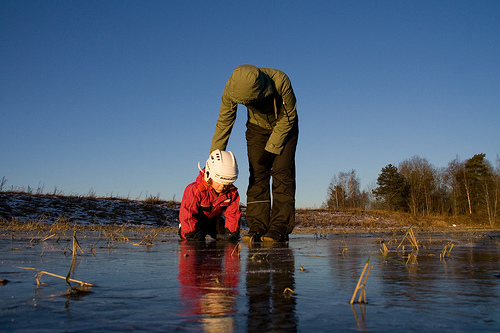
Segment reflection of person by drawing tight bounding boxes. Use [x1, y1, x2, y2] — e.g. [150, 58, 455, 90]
[246, 244, 297, 332]
[210, 64, 299, 243]
[178, 241, 240, 331]
[179, 150, 242, 241]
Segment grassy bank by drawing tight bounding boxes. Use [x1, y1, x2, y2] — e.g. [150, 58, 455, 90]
[1, 191, 498, 235]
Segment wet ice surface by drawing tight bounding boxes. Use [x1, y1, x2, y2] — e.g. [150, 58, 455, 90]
[1, 231, 499, 332]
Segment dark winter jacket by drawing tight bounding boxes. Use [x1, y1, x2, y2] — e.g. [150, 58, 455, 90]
[210, 64, 298, 155]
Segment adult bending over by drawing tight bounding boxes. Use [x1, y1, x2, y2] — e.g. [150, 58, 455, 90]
[210, 64, 298, 243]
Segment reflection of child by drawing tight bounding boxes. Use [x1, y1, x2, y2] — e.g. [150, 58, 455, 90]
[179, 150, 242, 241]
[178, 241, 240, 329]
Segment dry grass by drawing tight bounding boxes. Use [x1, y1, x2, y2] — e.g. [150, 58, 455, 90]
[397, 227, 419, 252]
[295, 208, 498, 233]
[15, 230, 94, 298]
[2, 192, 498, 237]
[16, 266, 94, 288]
[350, 258, 373, 304]
[0, 219, 179, 255]
[440, 242, 454, 260]
[379, 242, 389, 259]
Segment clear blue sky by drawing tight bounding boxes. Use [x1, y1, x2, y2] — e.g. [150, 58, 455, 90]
[1, 1, 499, 208]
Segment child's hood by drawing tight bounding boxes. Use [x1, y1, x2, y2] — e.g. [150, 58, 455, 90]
[196, 169, 209, 192]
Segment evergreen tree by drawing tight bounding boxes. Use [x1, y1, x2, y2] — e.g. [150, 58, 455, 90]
[373, 164, 408, 211]
[460, 154, 494, 216]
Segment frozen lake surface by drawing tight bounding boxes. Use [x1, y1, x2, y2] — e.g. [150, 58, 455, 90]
[1, 230, 499, 332]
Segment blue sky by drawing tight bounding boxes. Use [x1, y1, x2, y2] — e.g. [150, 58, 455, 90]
[1, 1, 499, 208]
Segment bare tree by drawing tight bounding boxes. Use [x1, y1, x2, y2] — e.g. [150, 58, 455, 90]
[444, 157, 465, 216]
[433, 167, 450, 215]
[399, 156, 436, 216]
[326, 170, 362, 209]
[0, 176, 6, 191]
[492, 156, 500, 224]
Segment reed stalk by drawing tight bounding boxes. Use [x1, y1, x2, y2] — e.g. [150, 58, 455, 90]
[350, 258, 373, 304]
[16, 266, 93, 287]
[379, 242, 388, 259]
[440, 242, 454, 260]
[397, 226, 419, 252]
[231, 242, 241, 257]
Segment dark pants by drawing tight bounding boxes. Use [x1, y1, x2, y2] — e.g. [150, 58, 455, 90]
[245, 122, 298, 238]
[180, 214, 226, 241]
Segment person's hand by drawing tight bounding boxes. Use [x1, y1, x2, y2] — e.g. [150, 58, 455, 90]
[258, 150, 276, 169]
[216, 228, 240, 241]
[184, 228, 203, 241]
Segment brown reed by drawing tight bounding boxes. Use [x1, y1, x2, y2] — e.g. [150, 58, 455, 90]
[350, 258, 373, 304]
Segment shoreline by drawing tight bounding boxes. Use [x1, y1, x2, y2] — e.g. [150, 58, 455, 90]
[1, 191, 498, 236]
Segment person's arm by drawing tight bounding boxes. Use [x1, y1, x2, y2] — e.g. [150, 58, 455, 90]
[265, 70, 297, 155]
[223, 192, 242, 234]
[179, 183, 202, 240]
[216, 191, 241, 241]
[210, 85, 238, 153]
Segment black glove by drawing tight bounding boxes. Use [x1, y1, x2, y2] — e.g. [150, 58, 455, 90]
[184, 228, 204, 241]
[216, 228, 240, 242]
[258, 150, 277, 169]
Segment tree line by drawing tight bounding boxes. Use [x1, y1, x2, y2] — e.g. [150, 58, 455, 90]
[325, 153, 500, 225]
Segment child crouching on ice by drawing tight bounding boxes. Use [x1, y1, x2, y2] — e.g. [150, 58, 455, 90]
[179, 150, 242, 241]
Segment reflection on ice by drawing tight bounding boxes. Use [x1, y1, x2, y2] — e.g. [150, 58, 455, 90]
[178, 241, 239, 332]
[0, 231, 499, 332]
[246, 244, 297, 332]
